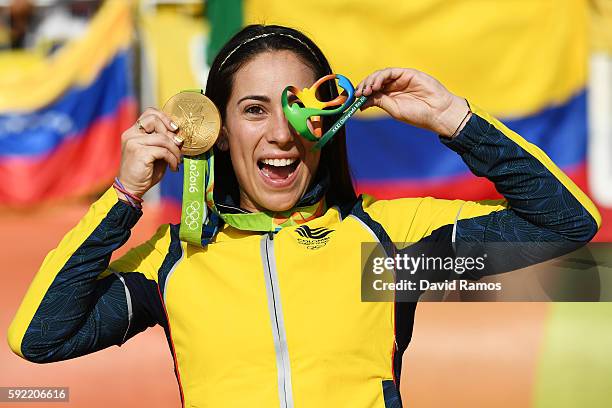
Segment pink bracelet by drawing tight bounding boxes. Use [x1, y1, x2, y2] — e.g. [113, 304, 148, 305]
[113, 178, 143, 209]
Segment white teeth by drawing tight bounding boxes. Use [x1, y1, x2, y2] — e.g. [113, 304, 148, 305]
[261, 158, 296, 167]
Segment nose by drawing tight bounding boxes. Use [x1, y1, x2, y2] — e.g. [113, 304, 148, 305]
[265, 108, 295, 147]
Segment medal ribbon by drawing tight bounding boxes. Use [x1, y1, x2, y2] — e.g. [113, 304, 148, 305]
[179, 152, 210, 245]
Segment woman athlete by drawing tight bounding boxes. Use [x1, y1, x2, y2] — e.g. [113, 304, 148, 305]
[8, 25, 600, 408]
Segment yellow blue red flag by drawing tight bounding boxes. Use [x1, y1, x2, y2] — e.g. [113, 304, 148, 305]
[0, 1, 136, 206]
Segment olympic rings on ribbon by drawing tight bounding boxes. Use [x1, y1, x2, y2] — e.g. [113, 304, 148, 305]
[184, 201, 201, 230]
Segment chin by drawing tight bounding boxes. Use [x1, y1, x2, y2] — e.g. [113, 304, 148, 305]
[258, 191, 301, 212]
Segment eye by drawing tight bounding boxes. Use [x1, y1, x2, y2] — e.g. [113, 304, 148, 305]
[245, 105, 265, 115]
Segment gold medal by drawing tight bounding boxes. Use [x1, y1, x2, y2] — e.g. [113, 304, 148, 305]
[162, 90, 221, 156]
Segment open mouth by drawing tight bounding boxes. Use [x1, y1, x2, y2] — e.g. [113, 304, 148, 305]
[257, 157, 301, 181]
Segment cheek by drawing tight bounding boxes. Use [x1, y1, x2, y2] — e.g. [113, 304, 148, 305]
[227, 123, 260, 161]
[303, 149, 321, 174]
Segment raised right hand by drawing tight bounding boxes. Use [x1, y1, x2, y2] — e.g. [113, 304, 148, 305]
[117, 108, 183, 198]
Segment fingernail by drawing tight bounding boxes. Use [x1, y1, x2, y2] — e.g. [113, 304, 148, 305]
[173, 135, 184, 146]
[170, 121, 179, 131]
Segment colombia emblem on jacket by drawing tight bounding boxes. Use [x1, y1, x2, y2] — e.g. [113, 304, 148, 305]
[295, 225, 335, 250]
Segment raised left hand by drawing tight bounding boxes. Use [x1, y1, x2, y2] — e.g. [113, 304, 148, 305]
[355, 68, 471, 138]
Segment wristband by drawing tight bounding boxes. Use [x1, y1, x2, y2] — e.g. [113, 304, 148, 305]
[450, 99, 472, 138]
[113, 177, 143, 209]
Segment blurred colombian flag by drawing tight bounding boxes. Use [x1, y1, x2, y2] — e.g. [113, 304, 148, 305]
[0, 0, 136, 207]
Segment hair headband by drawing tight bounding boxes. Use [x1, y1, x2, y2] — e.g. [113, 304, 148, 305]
[218, 32, 321, 71]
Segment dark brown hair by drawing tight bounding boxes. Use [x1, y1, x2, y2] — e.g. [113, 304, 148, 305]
[205, 24, 356, 209]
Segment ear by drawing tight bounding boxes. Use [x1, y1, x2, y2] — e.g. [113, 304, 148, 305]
[216, 127, 229, 151]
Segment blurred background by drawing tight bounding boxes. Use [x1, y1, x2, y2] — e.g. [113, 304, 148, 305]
[1, 0, 611, 406]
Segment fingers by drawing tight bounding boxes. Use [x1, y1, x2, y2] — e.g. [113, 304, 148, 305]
[359, 91, 385, 111]
[356, 69, 385, 97]
[144, 145, 180, 172]
[140, 133, 182, 169]
[124, 132, 182, 171]
[356, 67, 416, 97]
[138, 115, 184, 144]
[135, 108, 180, 137]
[371, 68, 401, 91]
[355, 69, 390, 110]
[121, 108, 184, 171]
[356, 69, 392, 96]
[359, 95, 376, 110]
[356, 70, 383, 97]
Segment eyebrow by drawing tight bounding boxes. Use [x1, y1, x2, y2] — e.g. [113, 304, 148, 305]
[237, 95, 271, 104]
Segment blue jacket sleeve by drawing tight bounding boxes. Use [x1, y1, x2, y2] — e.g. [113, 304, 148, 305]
[437, 104, 601, 275]
[8, 189, 166, 363]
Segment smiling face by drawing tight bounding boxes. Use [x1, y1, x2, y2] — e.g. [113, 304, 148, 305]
[221, 50, 321, 213]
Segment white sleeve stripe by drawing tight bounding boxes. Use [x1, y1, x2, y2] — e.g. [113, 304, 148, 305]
[112, 271, 133, 344]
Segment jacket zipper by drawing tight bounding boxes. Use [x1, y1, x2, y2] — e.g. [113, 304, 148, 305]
[260, 232, 294, 408]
